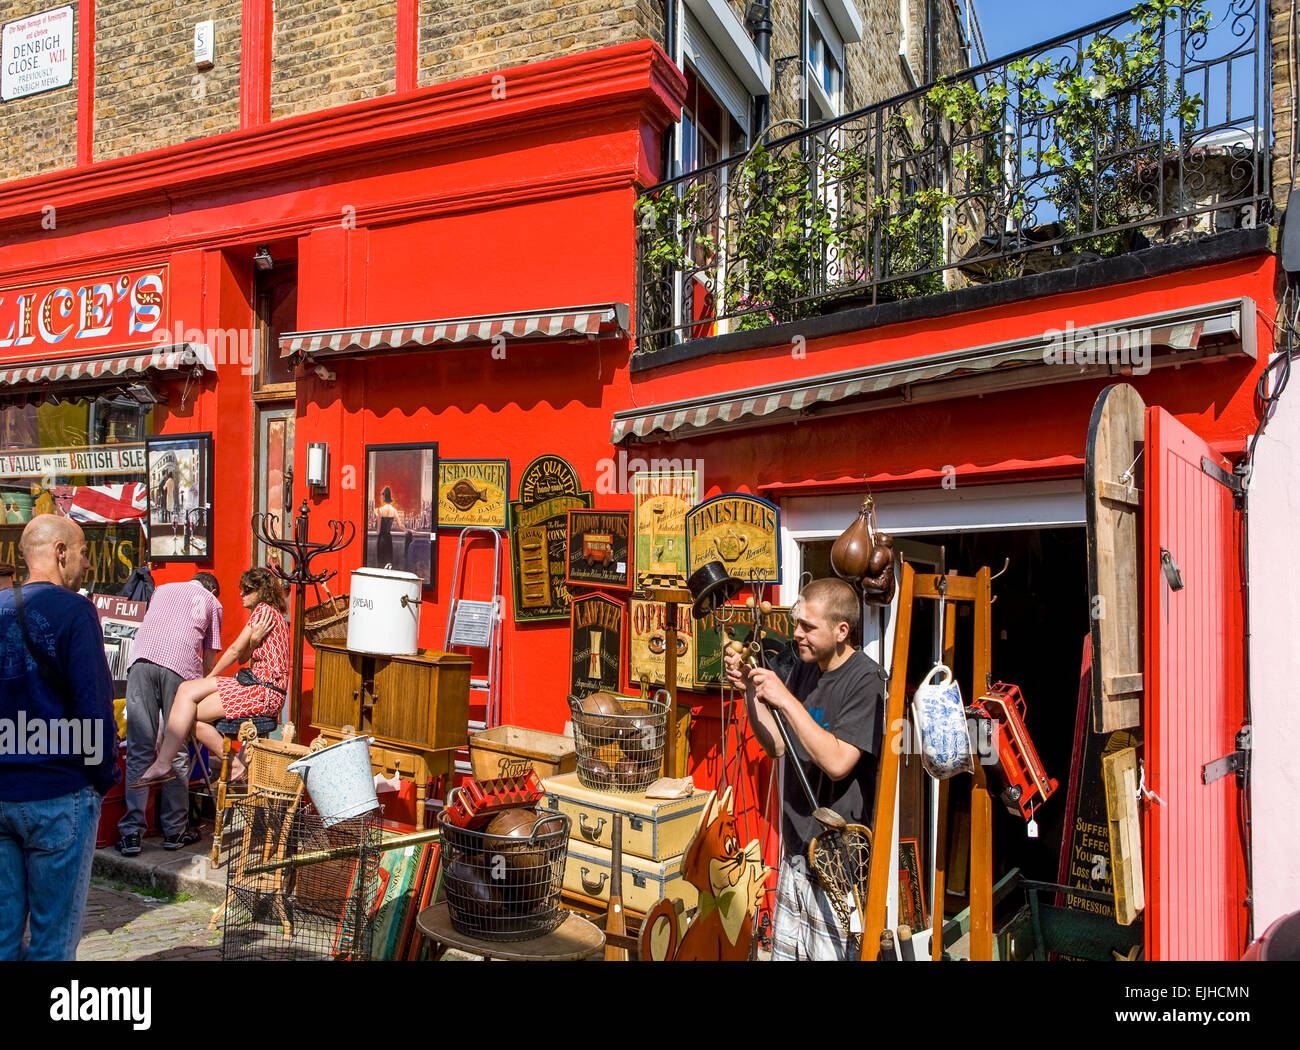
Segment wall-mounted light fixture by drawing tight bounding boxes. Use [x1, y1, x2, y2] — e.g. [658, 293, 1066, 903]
[306, 442, 329, 491]
[253, 246, 274, 272]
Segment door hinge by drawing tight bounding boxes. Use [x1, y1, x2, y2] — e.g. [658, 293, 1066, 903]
[1201, 455, 1244, 501]
[1202, 727, 1251, 786]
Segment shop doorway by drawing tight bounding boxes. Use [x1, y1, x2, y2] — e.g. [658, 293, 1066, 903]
[784, 481, 1088, 933]
[252, 263, 298, 569]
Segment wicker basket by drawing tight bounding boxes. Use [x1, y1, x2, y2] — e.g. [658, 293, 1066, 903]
[304, 587, 349, 646]
[439, 808, 570, 942]
[567, 693, 669, 793]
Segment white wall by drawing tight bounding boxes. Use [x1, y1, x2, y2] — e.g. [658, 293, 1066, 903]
[1246, 377, 1300, 934]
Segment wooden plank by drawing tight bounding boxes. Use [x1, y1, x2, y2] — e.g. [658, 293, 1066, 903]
[1085, 384, 1146, 733]
[1105, 672, 1144, 695]
[968, 566, 994, 961]
[913, 573, 978, 602]
[1098, 480, 1143, 506]
[1102, 746, 1145, 926]
[863, 562, 914, 959]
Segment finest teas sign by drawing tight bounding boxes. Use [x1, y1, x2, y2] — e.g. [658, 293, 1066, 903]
[2, 6, 73, 102]
[0, 444, 145, 479]
[685, 493, 780, 584]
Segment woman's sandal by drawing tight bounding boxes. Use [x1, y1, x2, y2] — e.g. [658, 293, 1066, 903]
[129, 770, 176, 789]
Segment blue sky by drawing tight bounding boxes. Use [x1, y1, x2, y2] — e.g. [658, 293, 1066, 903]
[969, 0, 1137, 61]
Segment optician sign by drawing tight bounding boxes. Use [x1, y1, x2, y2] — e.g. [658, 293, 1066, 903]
[1, 6, 73, 102]
[0, 265, 169, 361]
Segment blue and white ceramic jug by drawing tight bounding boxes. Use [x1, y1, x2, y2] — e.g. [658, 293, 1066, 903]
[910, 663, 974, 780]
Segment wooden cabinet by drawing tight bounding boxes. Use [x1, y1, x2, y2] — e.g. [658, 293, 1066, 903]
[310, 641, 472, 828]
[311, 641, 471, 751]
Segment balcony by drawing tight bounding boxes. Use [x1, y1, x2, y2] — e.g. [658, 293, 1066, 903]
[635, 0, 1271, 356]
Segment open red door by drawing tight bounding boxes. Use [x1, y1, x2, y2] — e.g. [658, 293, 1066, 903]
[1144, 407, 1247, 960]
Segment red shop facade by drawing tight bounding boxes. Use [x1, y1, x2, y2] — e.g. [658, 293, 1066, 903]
[0, 35, 1268, 962]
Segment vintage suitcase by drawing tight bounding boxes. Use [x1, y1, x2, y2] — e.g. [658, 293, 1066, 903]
[541, 771, 710, 861]
[563, 839, 698, 915]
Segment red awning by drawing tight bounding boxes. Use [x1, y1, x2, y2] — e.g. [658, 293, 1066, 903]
[279, 303, 629, 359]
[0, 344, 212, 388]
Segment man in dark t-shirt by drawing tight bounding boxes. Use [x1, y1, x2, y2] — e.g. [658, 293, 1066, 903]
[725, 577, 886, 961]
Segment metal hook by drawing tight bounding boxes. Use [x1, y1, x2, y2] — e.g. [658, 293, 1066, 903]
[990, 557, 1011, 583]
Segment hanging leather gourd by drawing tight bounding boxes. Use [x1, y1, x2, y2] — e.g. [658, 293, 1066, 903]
[830, 497, 877, 579]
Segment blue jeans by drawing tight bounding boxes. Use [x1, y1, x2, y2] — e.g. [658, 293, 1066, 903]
[0, 784, 102, 961]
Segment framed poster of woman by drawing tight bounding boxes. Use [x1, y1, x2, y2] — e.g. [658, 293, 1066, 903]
[364, 443, 437, 586]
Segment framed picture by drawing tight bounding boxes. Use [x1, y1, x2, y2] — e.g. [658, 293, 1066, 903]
[438, 459, 509, 530]
[565, 509, 632, 592]
[632, 470, 698, 592]
[570, 591, 627, 698]
[364, 443, 437, 586]
[145, 433, 212, 562]
[693, 603, 798, 690]
[509, 454, 591, 623]
[898, 837, 929, 930]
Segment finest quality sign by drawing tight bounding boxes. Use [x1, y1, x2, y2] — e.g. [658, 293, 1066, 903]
[2, 6, 73, 102]
[0, 444, 145, 479]
[0, 265, 168, 361]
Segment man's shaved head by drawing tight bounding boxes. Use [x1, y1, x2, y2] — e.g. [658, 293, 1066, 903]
[20, 514, 90, 590]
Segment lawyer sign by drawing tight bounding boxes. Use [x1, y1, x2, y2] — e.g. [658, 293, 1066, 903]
[2, 6, 74, 102]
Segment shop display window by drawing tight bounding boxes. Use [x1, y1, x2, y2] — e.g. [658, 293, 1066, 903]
[1, 395, 154, 593]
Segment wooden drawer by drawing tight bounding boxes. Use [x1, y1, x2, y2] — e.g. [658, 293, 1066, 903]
[311, 643, 363, 733]
[562, 840, 697, 916]
[541, 771, 709, 862]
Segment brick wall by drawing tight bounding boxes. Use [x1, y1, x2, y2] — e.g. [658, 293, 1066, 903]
[1272, 0, 1293, 215]
[418, 0, 657, 88]
[272, 0, 397, 120]
[0, 2, 79, 182]
[94, 0, 241, 162]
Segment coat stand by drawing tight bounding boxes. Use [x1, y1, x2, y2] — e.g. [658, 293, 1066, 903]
[252, 501, 355, 728]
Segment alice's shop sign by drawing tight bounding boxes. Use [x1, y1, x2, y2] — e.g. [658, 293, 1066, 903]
[0, 266, 169, 360]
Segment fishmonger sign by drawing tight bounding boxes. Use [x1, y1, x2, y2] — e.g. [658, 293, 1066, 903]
[0, 266, 168, 360]
[1, 6, 73, 102]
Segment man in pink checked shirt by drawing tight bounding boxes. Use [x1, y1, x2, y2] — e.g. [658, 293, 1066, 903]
[115, 573, 224, 855]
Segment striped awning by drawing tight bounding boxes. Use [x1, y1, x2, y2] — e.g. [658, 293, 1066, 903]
[0, 343, 213, 389]
[279, 303, 630, 359]
[613, 298, 1253, 445]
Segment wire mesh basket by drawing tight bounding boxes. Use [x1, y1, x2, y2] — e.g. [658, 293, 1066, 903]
[438, 807, 570, 942]
[220, 794, 383, 961]
[567, 693, 669, 793]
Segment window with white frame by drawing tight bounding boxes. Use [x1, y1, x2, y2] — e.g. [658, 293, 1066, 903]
[807, 2, 844, 123]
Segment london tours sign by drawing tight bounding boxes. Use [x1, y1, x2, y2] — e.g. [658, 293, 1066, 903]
[0, 266, 169, 362]
[2, 7, 73, 102]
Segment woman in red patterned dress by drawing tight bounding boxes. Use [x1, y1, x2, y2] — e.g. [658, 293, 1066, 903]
[132, 568, 290, 787]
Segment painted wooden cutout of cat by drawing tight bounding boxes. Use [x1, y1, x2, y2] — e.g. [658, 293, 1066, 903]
[640, 787, 768, 961]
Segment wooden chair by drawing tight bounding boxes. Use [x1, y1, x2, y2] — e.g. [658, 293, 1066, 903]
[208, 732, 324, 938]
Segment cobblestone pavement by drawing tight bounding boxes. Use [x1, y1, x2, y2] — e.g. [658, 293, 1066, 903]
[77, 878, 223, 962]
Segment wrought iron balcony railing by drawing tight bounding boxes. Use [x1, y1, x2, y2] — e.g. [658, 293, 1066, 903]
[635, 0, 1270, 355]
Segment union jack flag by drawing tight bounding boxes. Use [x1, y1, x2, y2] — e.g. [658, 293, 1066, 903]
[51, 483, 148, 524]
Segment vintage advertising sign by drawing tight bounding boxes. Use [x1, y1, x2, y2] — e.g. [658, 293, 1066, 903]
[685, 493, 781, 584]
[438, 459, 508, 530]
[0, 523, 139, 593]
[565, 509, 631, 591]
[0, 265, 169, 361]
[1, 6, 73, 102]
[629, 598, 696, 692]
[632, 471, 698, 591]
[0, 443, 145, 480]
[510, 455, 591, 622]
[569, 592, 627, 699]
[693, 604, 798, 689]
